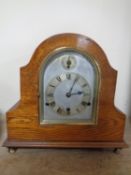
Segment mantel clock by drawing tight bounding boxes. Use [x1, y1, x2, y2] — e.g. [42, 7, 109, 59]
[3, 33, 128, 151]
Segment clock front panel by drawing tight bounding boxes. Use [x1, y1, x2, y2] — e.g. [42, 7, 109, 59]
[40, 49, 100, 124]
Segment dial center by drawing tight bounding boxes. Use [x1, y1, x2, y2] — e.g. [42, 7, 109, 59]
[66, 92, 71, 98]
[54, 79, 83, 109]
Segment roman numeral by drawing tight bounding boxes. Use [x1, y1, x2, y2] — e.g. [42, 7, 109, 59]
[66, 108, 70, 115]
[82, 83, 87, 87]
[83, 93, 89, 96]
[57, 107, 63, 114]
[66, 73, 71, 80]
[81, 101, 91, 106]
[56, 76, 61, 82]
[49, 84, 55, 88]
[47, 93, 53, 97]
[81, 101, 88, 106]
[76, 108, 81, 113]
[45, 101, 55, 106]
[46, 101, 55, 107]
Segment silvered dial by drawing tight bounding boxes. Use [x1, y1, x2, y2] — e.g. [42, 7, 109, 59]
[40, 49, 98, 124]
[45, 73, 91, 116]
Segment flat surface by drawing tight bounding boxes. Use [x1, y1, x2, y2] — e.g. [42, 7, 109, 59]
[0, 116, 131, 175]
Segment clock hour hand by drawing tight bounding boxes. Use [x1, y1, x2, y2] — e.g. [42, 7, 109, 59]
[70, 91, 83, 96]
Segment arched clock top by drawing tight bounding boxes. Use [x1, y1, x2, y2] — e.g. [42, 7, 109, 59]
[21, 33, 116, 73]
[20, 33, 117, 106]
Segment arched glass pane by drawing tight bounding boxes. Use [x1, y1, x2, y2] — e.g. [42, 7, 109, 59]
[39, 49, 100, 124]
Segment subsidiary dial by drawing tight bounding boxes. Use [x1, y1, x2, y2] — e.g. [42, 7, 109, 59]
[61, 55, 76, 69]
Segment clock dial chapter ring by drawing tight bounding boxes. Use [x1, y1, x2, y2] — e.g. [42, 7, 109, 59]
[45, 73, 91, 116]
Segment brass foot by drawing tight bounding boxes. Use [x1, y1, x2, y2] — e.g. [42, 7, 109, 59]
[113, 148, 121, 153]
[8, 148, 17, 154]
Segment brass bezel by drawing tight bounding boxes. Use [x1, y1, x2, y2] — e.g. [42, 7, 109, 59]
[39, 47, 101, 125]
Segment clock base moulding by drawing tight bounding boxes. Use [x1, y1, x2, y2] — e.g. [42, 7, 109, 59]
[4, 140, 128, 149]
[3, 33, 128, 150]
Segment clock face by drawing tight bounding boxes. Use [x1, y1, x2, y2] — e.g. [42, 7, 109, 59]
[40, 49, 100, 124]
[45, 73, 91, 116]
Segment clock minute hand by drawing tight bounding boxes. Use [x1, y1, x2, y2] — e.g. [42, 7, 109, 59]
[68, 77, 78, 94]
[66, 77, 79, 98]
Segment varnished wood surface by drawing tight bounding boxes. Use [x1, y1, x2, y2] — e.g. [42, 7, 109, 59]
[4, 33, 127, 148]
[3, 139, 128, 149]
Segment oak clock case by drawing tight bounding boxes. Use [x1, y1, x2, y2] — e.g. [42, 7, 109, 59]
[3, 33, 128, 150]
